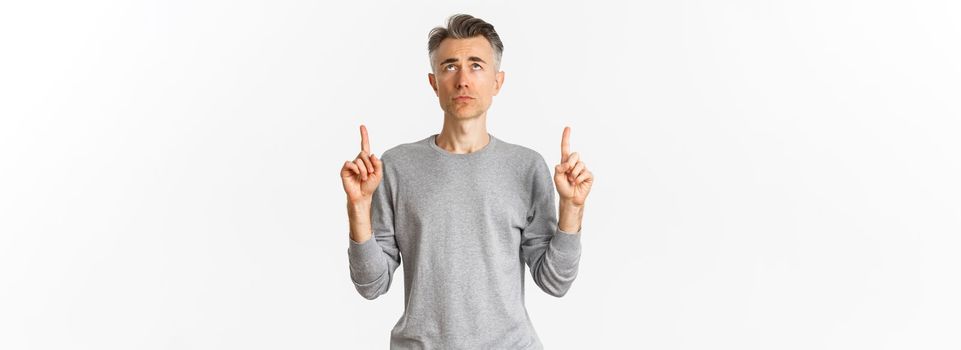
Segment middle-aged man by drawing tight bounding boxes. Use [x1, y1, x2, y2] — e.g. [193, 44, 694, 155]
[340, 14, 594, 349]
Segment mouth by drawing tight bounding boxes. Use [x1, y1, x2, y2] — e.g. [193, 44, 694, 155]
[454, 96, 474, 101]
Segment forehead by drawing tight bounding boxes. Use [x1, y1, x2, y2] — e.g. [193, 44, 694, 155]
[433, 36, 494, 60]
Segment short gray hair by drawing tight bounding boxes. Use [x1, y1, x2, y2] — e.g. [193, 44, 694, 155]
[427, 14, 504, 72]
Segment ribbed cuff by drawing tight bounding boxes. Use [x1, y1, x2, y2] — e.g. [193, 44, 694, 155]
[347, 235, 385, 281]
[551, 228, 582, 257]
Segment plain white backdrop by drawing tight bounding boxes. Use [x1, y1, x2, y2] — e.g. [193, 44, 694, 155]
[1, 0, 959, 349]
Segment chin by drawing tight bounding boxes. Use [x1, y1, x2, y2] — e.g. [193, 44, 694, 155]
[446, 106, 481, 120]
[456, 111, 483, 120]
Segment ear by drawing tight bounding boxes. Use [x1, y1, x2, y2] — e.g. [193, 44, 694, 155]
[428, 73, 438, 96]
[493, 70, 505, 96]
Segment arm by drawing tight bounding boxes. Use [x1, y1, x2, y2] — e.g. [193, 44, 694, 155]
[341, 125, 401, 300]
[521, 126, 595, 297]
[346, 174, 401, 300]
[521, 157, 582, 298]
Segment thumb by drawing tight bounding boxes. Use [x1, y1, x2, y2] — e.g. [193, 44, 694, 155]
[370, 153, 382, 174]
[554, 164, 569, 182]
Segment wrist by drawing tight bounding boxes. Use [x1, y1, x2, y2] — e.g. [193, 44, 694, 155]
[558, 200, 584, 233]
[348, 197, 372, 211]
[347, 199, 373, 243]
[559, 198, 584, 211]
[347, 199, 372, 223]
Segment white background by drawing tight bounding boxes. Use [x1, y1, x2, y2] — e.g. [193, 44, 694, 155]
[1, 1, 959, 349]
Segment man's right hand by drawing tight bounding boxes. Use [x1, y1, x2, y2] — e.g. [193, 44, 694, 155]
[341, 124, 383, 204]
[341, 125, 382, 244]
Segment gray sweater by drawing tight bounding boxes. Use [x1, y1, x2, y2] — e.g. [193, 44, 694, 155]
[347, 133, 582, 349]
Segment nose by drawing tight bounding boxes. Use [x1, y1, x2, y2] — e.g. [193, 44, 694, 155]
[454, 69, 470, 89]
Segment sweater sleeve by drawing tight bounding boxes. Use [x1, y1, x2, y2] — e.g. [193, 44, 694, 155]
[346, 158, 402, 300]
[520, 155, 582, 297]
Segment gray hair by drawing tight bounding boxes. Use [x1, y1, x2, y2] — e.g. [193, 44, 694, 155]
[427, 14, 504, 72]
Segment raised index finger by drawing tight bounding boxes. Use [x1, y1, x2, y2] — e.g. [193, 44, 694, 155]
[360, 124, 371, 153]
[561, 126, 571, 161]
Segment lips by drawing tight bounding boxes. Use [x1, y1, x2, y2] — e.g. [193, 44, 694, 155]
[454, 96, 474, 101]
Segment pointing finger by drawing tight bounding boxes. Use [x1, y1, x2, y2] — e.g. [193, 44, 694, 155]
[561, 126, 571, 162]
[360, 124, 371, 154]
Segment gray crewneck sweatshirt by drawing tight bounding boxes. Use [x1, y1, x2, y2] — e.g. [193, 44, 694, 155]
[346, 133, 582, 349]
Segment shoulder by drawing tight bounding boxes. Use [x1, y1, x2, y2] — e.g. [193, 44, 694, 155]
[497, 138, 550, 176]
[379, 135, 432, 163]
[493, 135, 550, 171]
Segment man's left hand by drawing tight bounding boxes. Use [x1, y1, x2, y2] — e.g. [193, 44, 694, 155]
[554, 126, 594, 207]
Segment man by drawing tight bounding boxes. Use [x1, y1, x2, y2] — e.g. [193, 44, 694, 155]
[340, 14, 594, 349]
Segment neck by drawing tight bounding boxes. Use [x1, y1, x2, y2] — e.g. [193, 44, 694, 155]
[436, 113, 490, 154]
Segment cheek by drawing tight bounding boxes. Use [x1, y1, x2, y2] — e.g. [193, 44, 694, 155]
[441, 80, 458, 93]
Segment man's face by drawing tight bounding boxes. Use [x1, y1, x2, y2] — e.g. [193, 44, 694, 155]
[428, 36, 505, 121]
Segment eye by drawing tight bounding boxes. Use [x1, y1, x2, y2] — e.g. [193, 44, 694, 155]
[444, 64, 456, 71]
[472, 63, 482, 70]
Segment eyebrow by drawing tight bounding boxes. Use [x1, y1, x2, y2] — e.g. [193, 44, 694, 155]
[438, 56, 487, 67]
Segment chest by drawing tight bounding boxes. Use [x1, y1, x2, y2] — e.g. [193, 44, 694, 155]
[392, 159, 531, 241]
